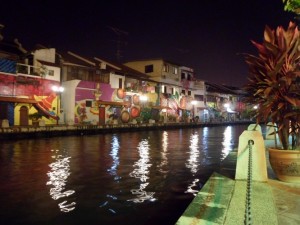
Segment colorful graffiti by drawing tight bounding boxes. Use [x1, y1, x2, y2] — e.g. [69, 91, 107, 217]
[72, 80, 200, 124]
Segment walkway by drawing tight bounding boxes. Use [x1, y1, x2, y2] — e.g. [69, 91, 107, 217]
[176, 139, 300, 225]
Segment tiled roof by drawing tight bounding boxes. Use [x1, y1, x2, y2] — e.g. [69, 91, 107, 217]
[0, 39, 26, 60]
[59, 50, 151, 80]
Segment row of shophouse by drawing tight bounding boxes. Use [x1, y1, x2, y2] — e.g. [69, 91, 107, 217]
[0, 28, 249, 127]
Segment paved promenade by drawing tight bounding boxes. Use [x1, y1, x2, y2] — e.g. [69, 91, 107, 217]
[265, 140, 300, 225]
[176, 139, 300, 225]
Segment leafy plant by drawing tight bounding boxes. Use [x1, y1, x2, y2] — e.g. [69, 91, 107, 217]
[283, 0, 300, 15]
[140, 107, 152, 122]
[243, 21, 300, 150]
[28, 111, 43, 121]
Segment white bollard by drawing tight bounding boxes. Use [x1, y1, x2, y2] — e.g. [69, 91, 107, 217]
[235, 130, 268, 182]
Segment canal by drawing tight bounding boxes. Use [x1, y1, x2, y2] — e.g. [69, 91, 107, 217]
[0, 124, 249, 225]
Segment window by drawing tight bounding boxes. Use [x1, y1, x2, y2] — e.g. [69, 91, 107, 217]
[171, 88, 174, 95]
[181, 90, 186, 95]
[194, 95, 204, 101]
[145, 65, 153, 73]
[86, 101, 92, 107]
[181, 72, 185, 80]
[173, 67, 178, 74]
[163, 64, 169, 72]
[48, 70, 54, 76]
[119, 78, 123, 88]
[161, 85, 167, 93]
[188, 90, 191, 96]
[98, 73, 110, 84]
[207, 95, 216, 102]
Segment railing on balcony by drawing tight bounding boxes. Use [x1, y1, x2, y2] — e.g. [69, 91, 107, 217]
[16, 63, 43, 77]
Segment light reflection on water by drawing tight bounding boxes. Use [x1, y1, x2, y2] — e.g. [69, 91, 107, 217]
[185, 132, 200, 195]
[0, 124, 250, 225]
[158, 131, 169, 173]
[222, 126, 233, 159]
[46, 149, 76, 212]
[186, 132, 200, 174]
[128, 139, 156, 203]
[107, 134, 120, 178]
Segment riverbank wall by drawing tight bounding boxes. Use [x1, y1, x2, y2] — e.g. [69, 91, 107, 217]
[0, 120, 253, 140]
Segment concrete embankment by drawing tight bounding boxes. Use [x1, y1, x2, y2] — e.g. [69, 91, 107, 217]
[0, 121, 252, 140]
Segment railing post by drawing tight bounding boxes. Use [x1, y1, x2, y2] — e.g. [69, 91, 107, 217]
[244, 139, 254, 225]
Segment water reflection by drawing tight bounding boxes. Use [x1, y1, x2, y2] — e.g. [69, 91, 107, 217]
[158, 131, 169, 173]
[107, 135, 120, 180]
[0, 125, 249, 225]
[129, 139, 156, 203]
[185, 132, 200, 195]
[185, 178, 200, 196]
[185, 132, 200, 174]
[201, 127, 209, 154]
[46, 149, 76, 212]
[222, 126, 233, 159]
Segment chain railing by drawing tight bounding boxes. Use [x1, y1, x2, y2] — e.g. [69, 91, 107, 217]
[244, 139, 254, 225]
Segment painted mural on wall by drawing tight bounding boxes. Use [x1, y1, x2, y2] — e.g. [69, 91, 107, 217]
[0, 74, 56, 96]
[0, 73, 60, 125]
[73, 81, 196, 124]
[160, 92, 194, 122]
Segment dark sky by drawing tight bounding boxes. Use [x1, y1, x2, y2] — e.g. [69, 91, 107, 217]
[0, 0, 295, 87]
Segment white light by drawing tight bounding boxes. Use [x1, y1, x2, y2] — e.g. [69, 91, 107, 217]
[52, 86, 58, 92]
[52, 85, 64, 93]
[253, 105, 258, 109]
[191, 100, 197, 105]
[140, 95, 148, 102]
[224, 103, 229, 108]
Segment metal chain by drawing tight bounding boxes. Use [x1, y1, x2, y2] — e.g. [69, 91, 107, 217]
[244, 139, 254, 225]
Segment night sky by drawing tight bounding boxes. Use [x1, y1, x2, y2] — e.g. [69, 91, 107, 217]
[0, 0, 295, 87]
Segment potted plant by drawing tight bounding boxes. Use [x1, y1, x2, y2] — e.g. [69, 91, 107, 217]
[243, 21, 300, 183]
[28, 111, 43, 126]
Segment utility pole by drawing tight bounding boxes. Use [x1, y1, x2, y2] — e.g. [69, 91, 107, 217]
[107, 26, 128, 63]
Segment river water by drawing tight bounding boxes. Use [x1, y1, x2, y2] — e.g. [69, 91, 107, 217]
[0, 124, 249, 225]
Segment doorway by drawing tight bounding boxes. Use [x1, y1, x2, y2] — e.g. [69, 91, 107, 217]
[99, 107, 105, 125]
[20, 106, 29, 126]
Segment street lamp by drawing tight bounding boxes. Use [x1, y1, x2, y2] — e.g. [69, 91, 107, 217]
[140, 95, 148, 103]
[140, 95, 148, 109]
[52, 85, 64, 125]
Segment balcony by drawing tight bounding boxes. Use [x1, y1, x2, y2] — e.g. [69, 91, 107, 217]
[16, 63, 44, 77]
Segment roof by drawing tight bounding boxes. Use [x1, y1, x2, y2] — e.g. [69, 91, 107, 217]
[37, 60, 59, 67]
[59, 51, 151, 80]
[205, 82, 246, 95]
[125, 58, 182, 66]
[0, 39, 27, 60]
